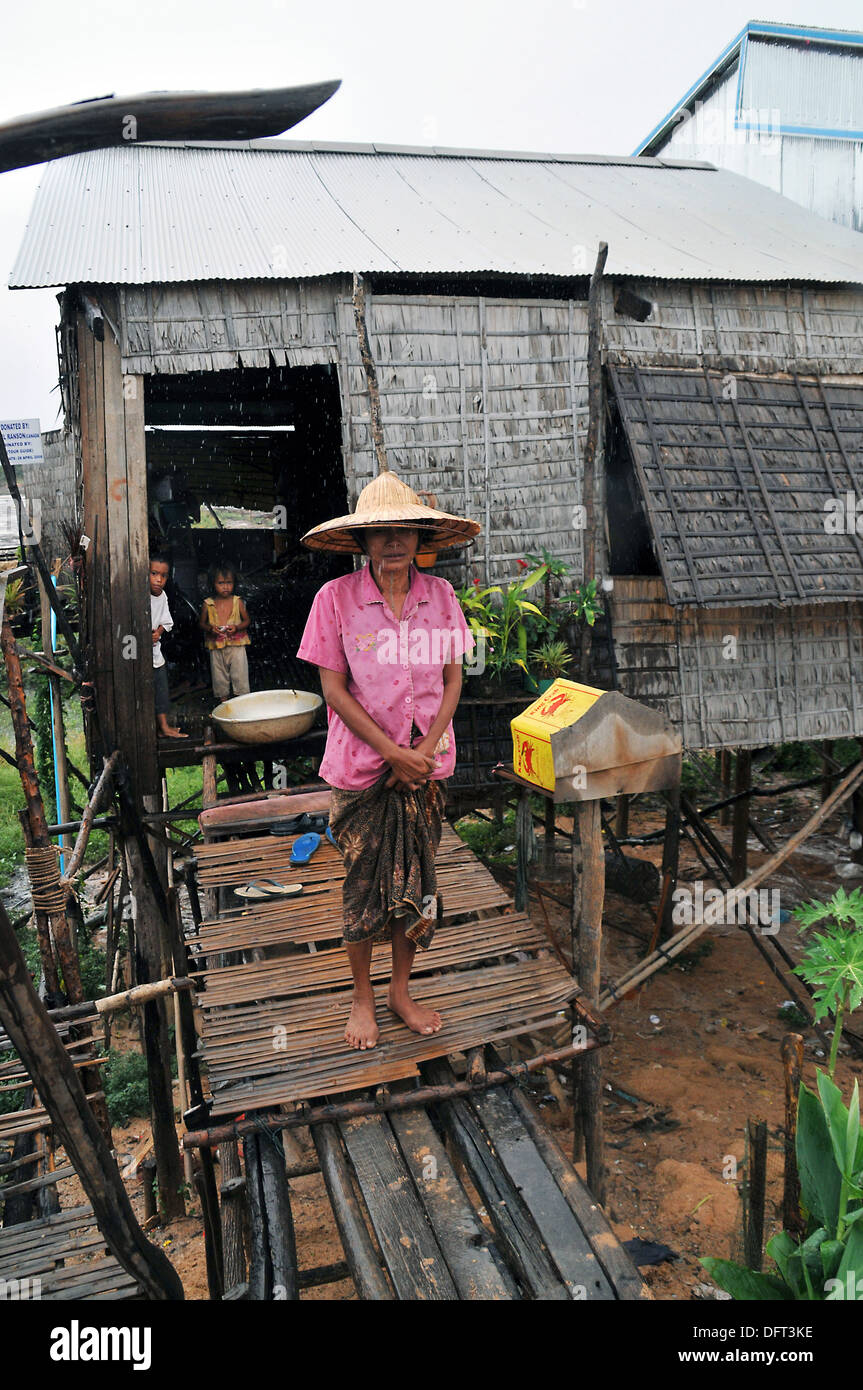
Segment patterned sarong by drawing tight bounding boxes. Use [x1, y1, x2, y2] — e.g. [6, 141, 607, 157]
[328, 777, 447, 950]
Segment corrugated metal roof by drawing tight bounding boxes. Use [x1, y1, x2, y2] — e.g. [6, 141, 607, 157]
[10, 140, 863, 289]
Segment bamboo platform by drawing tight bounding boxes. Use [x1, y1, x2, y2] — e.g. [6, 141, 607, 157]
[187, 794, 645, 1301]
[0, 1204, 141, 1300]
[189, 824, 580, 1115]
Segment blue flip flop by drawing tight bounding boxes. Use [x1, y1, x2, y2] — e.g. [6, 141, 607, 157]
[290, 832, 321, 865]
[326, 825, 338, 849]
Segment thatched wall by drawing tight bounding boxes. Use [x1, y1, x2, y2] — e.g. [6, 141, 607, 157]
[82, 274, 863, 749]
[603, 281, 863, 376]
[612, 577, 863, 749]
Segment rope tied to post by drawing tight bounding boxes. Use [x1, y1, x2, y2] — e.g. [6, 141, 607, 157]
[25, 845, 68, 914]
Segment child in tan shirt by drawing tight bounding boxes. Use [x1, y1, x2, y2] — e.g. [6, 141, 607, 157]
[199, 565, 251, 702]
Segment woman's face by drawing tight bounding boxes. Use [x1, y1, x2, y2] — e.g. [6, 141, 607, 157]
[362, 527, 420, 580]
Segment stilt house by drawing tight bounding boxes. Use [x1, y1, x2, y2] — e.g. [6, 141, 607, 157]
[11, 140, 863, 803]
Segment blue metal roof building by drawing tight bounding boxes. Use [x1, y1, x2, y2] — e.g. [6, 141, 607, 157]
[635, 21, 863, 231]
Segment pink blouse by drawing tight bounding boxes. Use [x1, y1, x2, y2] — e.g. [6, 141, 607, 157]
[297, 563, 473, 790]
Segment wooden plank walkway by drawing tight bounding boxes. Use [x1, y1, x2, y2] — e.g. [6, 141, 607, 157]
[191, 793, 645, 1301]
[0, 1205, 141, 1300]
[190, 824, 579, 1115]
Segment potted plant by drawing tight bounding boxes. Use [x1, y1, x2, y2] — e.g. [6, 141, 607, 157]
[525, 638, 573, 694]
[456, 563, 548, 693]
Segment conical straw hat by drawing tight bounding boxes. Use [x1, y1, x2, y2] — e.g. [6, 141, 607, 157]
[301, 470, 480, 554]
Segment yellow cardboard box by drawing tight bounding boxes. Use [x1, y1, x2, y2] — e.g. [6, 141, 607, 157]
[511, 679, 604, 791]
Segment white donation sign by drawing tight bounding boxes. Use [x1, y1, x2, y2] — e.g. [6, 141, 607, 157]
[0, 419, 42, 466]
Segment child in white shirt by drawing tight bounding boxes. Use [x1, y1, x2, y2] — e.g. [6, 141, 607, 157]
[150, 556, 186, 739]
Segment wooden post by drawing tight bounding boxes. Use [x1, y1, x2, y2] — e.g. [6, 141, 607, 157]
[731, 750, 752, 884]
[117, 782, 186, 1222]
[573, 799, 606, 1204]
[220, 1141, 248, 1296]
[658, 786, 680, 942]
[719, 749, 732, 826]
[514, 787, 534, 912]
[543, 796, 556, 868]
[0, 895, 184, 1298]
[821, 741, 835, 804]
[781, 1033, 805, 1238]
[744, 1117, 768, 1272]
[580, 240, 608, 680]
[614, 794, 629, 839]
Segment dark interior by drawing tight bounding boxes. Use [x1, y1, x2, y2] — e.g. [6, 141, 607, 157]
[605, 389, 661, 577]
[144, 364, 351, 706]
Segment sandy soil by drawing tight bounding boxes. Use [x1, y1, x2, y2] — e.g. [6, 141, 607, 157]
[36, 781, 863, 1300]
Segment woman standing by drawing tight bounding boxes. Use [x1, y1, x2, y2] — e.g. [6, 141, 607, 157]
[297, 472, 479, 1051]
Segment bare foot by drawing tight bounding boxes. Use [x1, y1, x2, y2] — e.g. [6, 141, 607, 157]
[345, 994, 379, 1050]
[387, 988, 442, 1036]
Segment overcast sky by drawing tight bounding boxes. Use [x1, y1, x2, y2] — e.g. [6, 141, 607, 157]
[2, 0, 862, 427]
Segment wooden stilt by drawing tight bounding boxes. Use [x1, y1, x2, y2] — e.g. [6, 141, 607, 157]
[657, 786, 681, 942]
[219, 1141, 247, 1295]
[258, 1131, 298, 1301]
[781, 1033, 805, 1238]
[821, 741, 836, 804]
[116, 787, 186, 1222]
[614, 794, 629, 839]
[744, 1117, 767, 1272]
[719, 749, 732, 826]
[514, 787, 533, 912]
[0, 896, 184, 1298]
[731, 749, 752, 884]
[570, 815, 584, 1160]
[543, 796, 556, 868]
[573, 799, 606, 1204]
[313, 1123, 393, 1300]
[242, 1129, 298, 1300]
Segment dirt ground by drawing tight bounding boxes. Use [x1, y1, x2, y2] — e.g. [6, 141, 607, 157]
[45, 781, 863, 1300]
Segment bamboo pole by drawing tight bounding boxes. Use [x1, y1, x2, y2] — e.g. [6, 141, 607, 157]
[184, 1037, 603, 1150]
[59, 750, 120, 885]
[599, 755, 863, 1008]
[579, 240, 608, 680]
[352, 271, 389, 475]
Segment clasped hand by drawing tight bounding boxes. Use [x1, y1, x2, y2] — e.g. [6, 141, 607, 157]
[385, 742, 435, 791]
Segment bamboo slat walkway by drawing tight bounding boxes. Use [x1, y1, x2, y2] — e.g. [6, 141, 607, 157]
[189, 823, 580, 1115]
[188, 793, 646, 1302]
[0, 1204, 141, 1300]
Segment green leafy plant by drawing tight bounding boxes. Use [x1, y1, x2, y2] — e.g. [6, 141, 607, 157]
[524, 549, 571, 619]
[103, 1049, 151, 1127]
[556, 576, 601, 628]
[702, 1073, 863, 1300]
[529, 638, 573, 680]
[456, 564, 548, 681]
[792, 887, 863, 1079]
